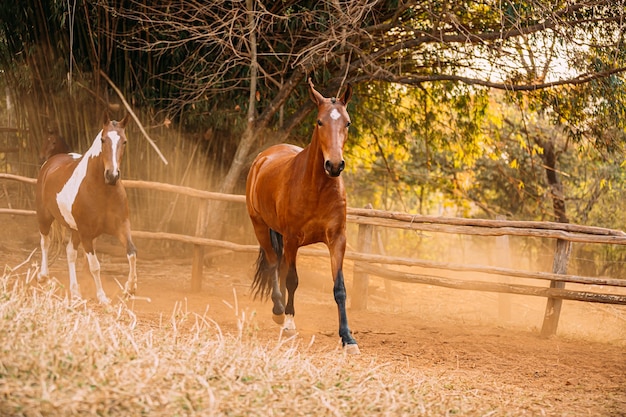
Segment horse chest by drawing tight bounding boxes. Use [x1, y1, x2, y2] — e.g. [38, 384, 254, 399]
[54, 158, 91, 229]
[55, 159, 117, 231]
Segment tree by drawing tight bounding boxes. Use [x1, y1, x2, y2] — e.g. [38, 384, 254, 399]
[1, 1, 625, 211]
[98, 1, 626, 194]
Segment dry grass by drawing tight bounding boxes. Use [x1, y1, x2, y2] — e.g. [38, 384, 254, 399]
[0, 267, 613, 417]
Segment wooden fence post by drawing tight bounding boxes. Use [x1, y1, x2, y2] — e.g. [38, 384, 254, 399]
[191, 201, 209, 292]
[376, 229, 395, 301]
[540, 238, 572, 337]
[496, 215, 511, 322]
[352, 203, 373, 310]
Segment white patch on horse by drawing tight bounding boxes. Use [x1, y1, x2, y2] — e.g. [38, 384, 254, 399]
[283, 314, 296, 331]
[330, 108, 341, 120]
[108, 130, 121, 173]
[56, 131, 104, 230]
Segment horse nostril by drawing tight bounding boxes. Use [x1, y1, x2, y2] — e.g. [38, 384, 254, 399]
[324, 160, 345, 177]
[105, 169, 120, 185]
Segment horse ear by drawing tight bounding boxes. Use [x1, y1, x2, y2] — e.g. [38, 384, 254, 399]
[308, 77, 325, 106]
[341, 84, 353, 105]
[118, 113, 131, 128]
[103, 111, 111, 126]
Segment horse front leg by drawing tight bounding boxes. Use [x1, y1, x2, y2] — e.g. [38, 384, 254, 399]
[283, 252, 298, 336]
[329, 235, 359, 354]
[118, 225, 137, 296]
[125, 248, 137, 296]
[81, 237, 109, 305]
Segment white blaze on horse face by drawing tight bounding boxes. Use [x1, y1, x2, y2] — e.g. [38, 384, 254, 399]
[56, 132, 104, 230]
[330, 108, 341, 120]
[108, 130, 121, 174]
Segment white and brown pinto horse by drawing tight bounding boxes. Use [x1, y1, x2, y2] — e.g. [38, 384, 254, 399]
[246, 79, 359, 353]
[36, 114, 137, 304]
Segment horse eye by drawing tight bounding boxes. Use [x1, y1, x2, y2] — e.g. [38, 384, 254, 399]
[346, 121, 351, 128]
[317, 120, 323, 126]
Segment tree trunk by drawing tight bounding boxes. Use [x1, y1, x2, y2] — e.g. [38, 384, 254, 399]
[541, 139, 568, 223]
[191, 0, 259, 288]
[200, 2, 306, 243]
[219, 0, 258, 195]
[537, 135, 571, 337]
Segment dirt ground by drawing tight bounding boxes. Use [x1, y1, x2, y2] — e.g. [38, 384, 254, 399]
[3, 215, 626, 416]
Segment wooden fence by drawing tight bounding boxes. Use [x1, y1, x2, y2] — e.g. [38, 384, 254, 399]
[2, 173, 626, 337]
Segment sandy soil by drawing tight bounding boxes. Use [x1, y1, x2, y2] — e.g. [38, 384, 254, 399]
[3, 215, 626, 416]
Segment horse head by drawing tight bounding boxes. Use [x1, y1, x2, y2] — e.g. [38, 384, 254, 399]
[308, 78, 352, 177]
[101, 112, 130, 185]
[39, 128, 70, 164]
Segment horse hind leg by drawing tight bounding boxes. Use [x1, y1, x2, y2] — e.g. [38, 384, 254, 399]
[256, 248, 285, 324]
[38, 233, 51, 281]
[268, 229, 287, 324]
[37, 213, 55, 281]
[251, 227, 285, 323]
[66, 232, 83, 301]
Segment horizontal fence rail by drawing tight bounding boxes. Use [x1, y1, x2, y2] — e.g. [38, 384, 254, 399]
[2, 173, 626, 336]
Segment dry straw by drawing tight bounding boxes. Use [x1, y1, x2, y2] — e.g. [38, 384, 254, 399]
[0, 267, 543, 416]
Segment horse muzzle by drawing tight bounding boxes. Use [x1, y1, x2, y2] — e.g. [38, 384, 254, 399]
[104, 169, 120, 185]
[324, 159, 345, 177]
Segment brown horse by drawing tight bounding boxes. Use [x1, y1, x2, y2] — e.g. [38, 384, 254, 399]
[36, 113, 137, 304]
[246, 79, 359, 353]
[39, 128, 70, 164]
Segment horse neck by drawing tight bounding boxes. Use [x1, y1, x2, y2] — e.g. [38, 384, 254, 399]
[82, 137, 106, 185]
[300, 128, 328, 183]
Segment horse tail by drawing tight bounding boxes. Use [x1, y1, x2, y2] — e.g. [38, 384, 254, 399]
[251, 229, 283, 300]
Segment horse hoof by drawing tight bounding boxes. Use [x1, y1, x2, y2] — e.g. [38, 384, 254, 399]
[279, 315, 297, 338]
[96, 292, 110, 305]
[272, 313, 285, 325]
[344, 344, 360, 355]
[70, 289, 82, 302]
[281, 328, 297, 338]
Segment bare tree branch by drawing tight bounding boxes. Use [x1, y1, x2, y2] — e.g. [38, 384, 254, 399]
[357, 66, 626, 91]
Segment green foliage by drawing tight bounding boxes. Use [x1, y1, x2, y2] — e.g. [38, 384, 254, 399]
[346, 81, 626, 228]
[345, 82, 489, 215]
[1, 0, 626, 231]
